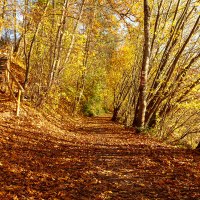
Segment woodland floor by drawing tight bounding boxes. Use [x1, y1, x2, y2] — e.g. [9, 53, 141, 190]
[0, 100, 200, 200]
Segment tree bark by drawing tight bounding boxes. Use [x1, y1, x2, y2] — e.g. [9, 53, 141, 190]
[133, 0, 151, 131]
[112, 107, 120, 122]
[47, 0, 69, 89]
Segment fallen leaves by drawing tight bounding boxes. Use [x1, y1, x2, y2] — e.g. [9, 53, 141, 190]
[0, 103, 200, 199]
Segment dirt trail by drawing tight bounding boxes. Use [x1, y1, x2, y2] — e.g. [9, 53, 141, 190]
[0, 105, 200, 199]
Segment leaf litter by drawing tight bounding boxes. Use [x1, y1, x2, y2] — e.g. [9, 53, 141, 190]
[0, 101, 200, 199]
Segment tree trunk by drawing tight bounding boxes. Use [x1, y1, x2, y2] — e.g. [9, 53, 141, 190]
[112, 107, 120, 122]
[47, 0, 69, 89]
[57, 0, 86, 77]
[133, 0, 151, 131]
[13, 0, 17, 52]
[23, 0, 50, 89]
[0, 0, 6, 41]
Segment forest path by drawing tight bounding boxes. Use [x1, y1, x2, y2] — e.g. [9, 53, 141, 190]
[0, 106, 200, 199]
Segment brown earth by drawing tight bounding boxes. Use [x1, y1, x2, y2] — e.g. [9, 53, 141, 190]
[0, 101, 200, 199]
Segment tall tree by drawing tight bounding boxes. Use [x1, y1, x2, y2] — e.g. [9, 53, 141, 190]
[133, 0, 151, 131]
[23, 0, 50, 89]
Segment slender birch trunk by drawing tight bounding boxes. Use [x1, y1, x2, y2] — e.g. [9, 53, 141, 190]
[57, 0, 86, 77]
[47, 0, 69, 89]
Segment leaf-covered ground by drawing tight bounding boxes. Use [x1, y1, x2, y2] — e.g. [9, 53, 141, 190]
[0, 101, 200, 199]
